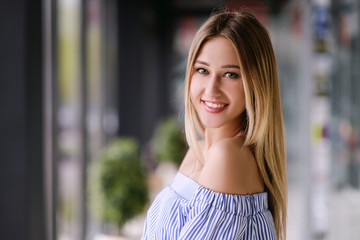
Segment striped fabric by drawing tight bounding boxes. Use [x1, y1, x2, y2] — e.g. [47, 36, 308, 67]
[142, 172, 276, 239]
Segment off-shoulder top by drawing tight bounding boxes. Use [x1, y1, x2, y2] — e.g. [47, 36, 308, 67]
[141, 171, 276, 239]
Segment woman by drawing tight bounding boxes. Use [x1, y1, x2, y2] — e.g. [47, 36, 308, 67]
[142, 10, 287, 240]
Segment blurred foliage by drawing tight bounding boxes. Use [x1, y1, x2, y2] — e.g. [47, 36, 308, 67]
[59, 196, 73, 223]
[89, 137, 148, 231]
[58, 2, 79, 103]
[152, 117, 187, 166]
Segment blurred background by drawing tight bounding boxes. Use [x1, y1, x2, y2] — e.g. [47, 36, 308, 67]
[1, 0, 360, 239]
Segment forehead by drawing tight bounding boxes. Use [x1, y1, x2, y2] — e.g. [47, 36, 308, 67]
[196, 37, 239, 65]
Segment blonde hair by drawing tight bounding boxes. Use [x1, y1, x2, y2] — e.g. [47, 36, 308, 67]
[184, 10, 287, 239]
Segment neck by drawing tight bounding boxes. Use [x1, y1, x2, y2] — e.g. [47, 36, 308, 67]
[203, 124, 240, 152]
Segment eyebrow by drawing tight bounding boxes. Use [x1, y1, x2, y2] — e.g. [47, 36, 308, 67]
[195, 60, 240, 69]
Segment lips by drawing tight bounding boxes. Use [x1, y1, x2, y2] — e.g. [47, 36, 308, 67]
[201, 100, 228, 113]
[204, 101, 226, 108]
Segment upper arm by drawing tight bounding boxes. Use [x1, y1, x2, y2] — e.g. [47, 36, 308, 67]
[197, 140, 264, 195]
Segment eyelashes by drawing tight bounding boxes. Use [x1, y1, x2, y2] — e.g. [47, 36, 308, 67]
[224, 72, 239, 79]
[195, 68, 209, 74]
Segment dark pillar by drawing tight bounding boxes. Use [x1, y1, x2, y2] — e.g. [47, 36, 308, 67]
[0, 0, 45, 240]
[116, 1, 173, 144]
[117, 2, 143, 140]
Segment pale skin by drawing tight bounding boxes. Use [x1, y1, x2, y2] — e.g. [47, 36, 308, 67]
[179, 37, 264, 195]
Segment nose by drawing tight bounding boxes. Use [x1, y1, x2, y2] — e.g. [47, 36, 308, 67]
[204, 74, 221, 97]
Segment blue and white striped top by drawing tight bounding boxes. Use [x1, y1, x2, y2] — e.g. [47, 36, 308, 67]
[142, 172, 276, 239]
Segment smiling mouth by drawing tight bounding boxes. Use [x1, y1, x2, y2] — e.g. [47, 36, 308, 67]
[202, 100, 228, 109]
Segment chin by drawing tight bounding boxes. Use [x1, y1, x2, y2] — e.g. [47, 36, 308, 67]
[200, 119, 226, 129]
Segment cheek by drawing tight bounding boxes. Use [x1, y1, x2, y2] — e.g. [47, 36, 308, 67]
[232, 85, 246, 110]
[189, 78, 201, 101]
[239, 92, 246, 112]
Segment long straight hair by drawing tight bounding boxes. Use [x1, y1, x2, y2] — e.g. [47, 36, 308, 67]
[184, 10, 287, 240]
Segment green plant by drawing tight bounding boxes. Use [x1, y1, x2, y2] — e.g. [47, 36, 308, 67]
[152, 117, 187, 166]
[89, 137, 148, 232]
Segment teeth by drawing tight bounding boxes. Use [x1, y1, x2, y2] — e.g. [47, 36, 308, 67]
[204, 101, 226, 108]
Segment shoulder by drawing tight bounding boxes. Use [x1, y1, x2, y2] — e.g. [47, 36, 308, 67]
[197, 137, 264, 195]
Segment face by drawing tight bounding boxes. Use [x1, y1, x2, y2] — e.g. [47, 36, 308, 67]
[190, 37, 246, 131]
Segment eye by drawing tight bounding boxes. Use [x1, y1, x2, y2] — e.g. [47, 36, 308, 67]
[195, 68, 208, 74]
[224, 72, 239, 79]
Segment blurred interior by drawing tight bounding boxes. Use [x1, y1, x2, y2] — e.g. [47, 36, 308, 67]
[1, 0, 360, 239]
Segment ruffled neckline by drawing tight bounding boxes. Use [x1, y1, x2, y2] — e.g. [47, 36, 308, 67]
[170, 171, 269, 216]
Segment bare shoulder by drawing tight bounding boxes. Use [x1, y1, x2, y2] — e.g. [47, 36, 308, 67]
[198, 137, 264, 195]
